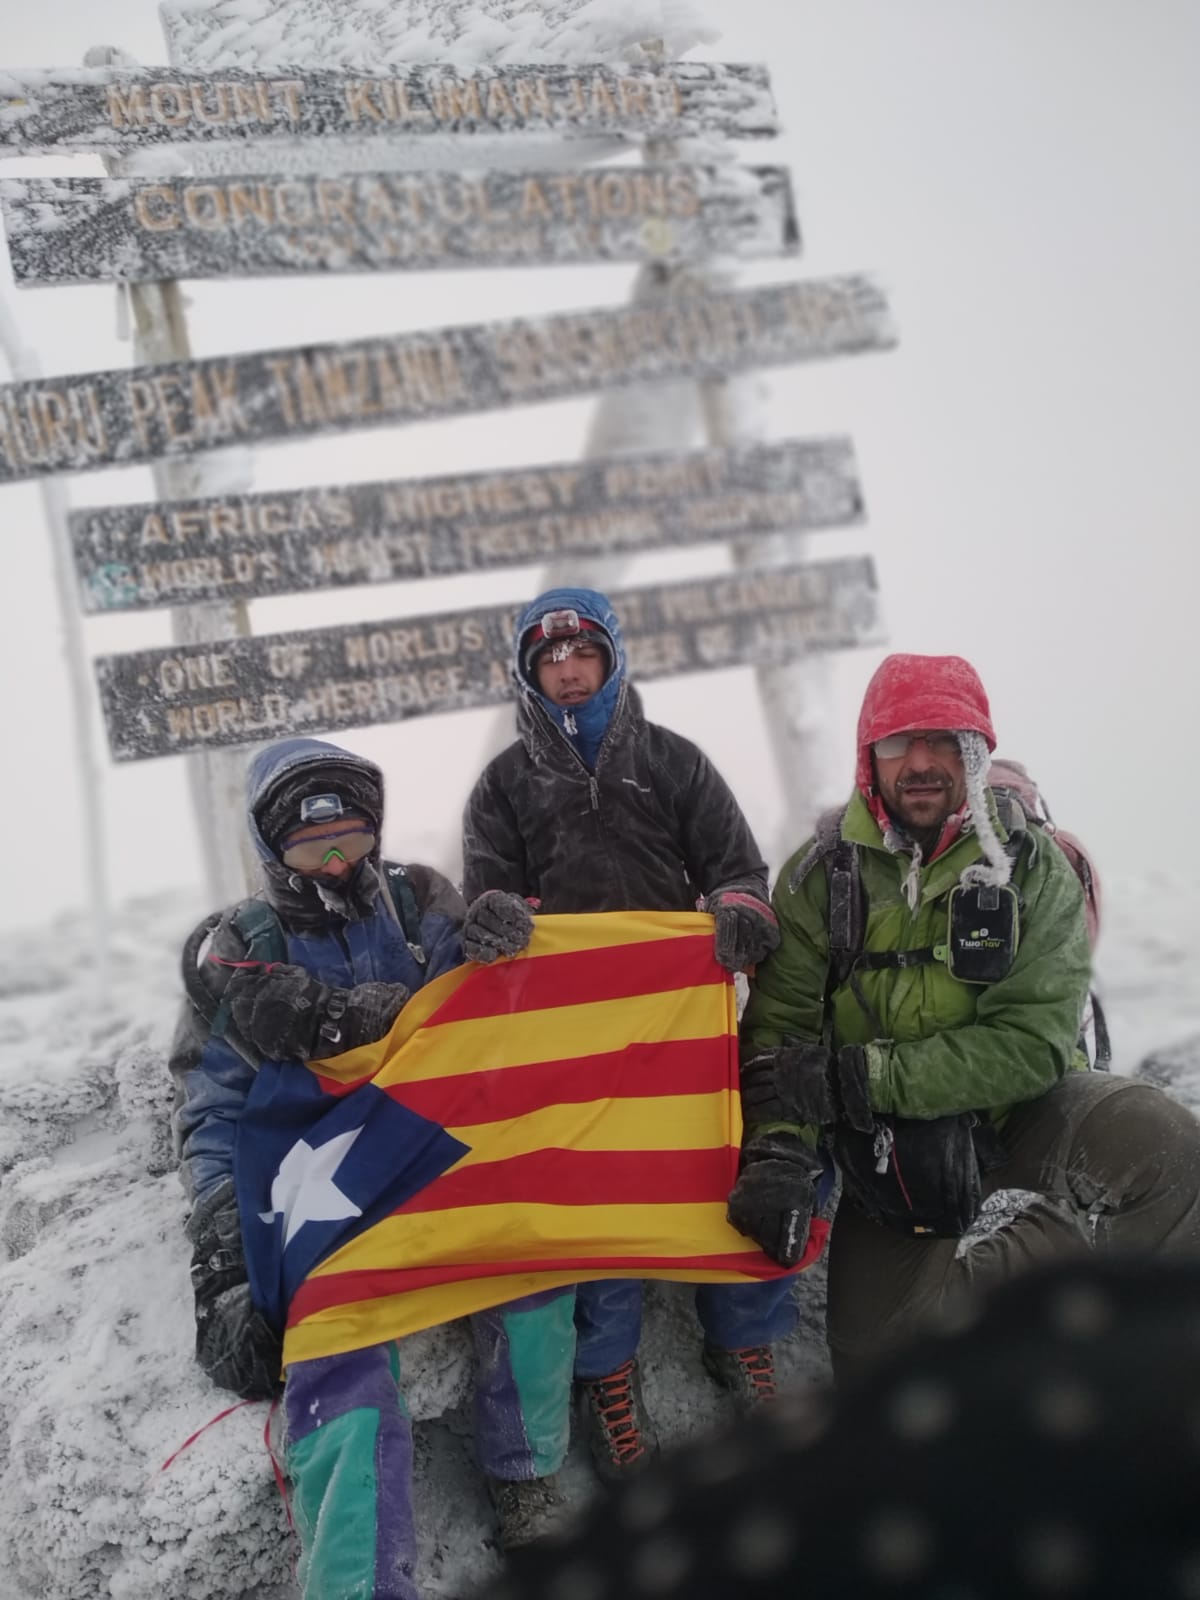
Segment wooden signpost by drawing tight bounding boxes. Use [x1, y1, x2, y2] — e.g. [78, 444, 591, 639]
[94, 555, 881, 761]
[0, 165, 798, 285]
[0, 64, 779, 154]
[0, 30, 895, 884]
[71, 437, 862, 611]
[0, 275, 893, 483]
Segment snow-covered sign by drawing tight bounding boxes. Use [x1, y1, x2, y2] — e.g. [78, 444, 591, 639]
[0, 164, 798, 286]
[0, 64, 778, 156]
[72, 437, 860, 612]
[94, 554, 881, 760]
[0, 276, 893, 484]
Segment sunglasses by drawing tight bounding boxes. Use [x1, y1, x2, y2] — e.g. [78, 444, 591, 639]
[280, 827, 377, 872]
[873, 731, 961, 760]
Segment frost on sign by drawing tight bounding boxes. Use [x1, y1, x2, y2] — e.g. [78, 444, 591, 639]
[158, 0, 719, 70]
[1, 165, 798, 286]
[0, 64, 779, 155]
[71, 438, 863, 612]
[0, 276, 895, 484]
[94, 557, 883, 760]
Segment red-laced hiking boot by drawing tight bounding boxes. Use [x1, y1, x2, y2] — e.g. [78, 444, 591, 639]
[702, 1342, 778, 1412]
[577, 1357, 659, 1485]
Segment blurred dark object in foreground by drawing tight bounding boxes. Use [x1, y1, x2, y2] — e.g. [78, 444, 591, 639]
[487, 1256, 1200, 1599]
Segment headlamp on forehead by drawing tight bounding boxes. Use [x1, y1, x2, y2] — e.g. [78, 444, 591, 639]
[540, 608, 581, 639]
[298, 793, 349, 825]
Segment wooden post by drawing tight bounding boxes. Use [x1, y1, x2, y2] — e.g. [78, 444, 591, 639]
[0, 295, 112, 983]
[87, 44, 259, 906]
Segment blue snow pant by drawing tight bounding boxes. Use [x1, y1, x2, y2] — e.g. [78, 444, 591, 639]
[284, 1288, 575, 1599]
[573, 1277, 799, 1380]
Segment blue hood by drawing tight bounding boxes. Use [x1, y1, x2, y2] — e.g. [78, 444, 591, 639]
[244, 736, 385, 867]
[513, 587, 625, 771]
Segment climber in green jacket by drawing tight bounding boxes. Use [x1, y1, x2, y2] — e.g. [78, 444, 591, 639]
[735, 652, 1200, 1377]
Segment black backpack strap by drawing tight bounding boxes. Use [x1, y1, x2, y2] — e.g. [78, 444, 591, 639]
[1089, 990, 1112, 1070]
[207, 899, 287, 1044]
[384, 865, 427, 967]
[826, 838, 865, 993]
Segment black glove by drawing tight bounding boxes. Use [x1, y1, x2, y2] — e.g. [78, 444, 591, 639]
[704, 886, 780, 973]
[225, 964, 409, 1061]
[738, 1041, 838, 1129]
[187, 1181, 282, 1400]
[727, 1132, 822, 1267]
[463, 890, 535, 963]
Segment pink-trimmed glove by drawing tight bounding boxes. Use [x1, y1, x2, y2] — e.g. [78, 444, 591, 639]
[703, 885, 780, 973]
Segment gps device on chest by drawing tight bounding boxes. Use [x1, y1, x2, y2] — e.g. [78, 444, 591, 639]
[945, 881, 1020, 984]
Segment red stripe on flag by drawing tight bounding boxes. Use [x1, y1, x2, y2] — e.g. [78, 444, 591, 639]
[288, 1221, 832, 1327]
[394, 1147, 737, 1214]
[391, 1036, 733, 1124]
[425, 934, 721, 1026]
[290, 1250, 776, 1325]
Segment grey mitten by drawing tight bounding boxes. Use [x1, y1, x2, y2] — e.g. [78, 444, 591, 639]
[739, 1041, 838, 1130]
[187, 1179, 282, 1400]
[726, 1132, 822, 1267]
[463, 890, 535, 963]
[704, 887, 780, 973]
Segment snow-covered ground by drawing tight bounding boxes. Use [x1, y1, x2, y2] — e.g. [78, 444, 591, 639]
[0, 869, 1196, 1600]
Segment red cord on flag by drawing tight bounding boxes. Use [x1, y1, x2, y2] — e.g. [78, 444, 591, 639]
[159, 1395, 294, 1531]
[160, 1398, 260, 1471]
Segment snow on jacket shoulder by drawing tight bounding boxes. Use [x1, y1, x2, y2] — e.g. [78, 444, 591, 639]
[742, 789, 1091, 1122]
[169, 860, 465, 1204]
[462, 682, 768, 913]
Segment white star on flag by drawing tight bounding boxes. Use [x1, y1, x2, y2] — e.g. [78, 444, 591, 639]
[260, 1128, 364, 1247]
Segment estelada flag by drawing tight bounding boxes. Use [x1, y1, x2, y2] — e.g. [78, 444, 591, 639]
[233, 911, 830, 1367]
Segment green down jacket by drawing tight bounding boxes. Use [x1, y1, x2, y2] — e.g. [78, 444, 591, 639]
[742, 789, 1092, 1124]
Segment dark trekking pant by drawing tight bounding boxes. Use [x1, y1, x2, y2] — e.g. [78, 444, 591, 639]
[827, 1072, 1200, 1379]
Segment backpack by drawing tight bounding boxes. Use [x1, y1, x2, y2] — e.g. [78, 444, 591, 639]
[987, 759, 1101, 949]
[181, 864, 425, 1062]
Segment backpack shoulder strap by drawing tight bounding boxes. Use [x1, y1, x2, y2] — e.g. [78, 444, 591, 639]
[230, 897, 288, 964]
[383, 864, 427, 967]
[186, 897, 285, 1061]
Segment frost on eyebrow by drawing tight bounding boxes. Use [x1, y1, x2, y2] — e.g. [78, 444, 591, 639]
[549, 639, 581, 662]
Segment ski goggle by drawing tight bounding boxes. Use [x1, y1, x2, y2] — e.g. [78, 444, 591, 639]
[280, 827, 377, 872]
[872, 730, 961, 760]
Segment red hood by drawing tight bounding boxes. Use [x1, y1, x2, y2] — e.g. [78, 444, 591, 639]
[856, 653, 996, 813]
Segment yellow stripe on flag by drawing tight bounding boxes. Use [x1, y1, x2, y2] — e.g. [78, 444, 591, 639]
[444, 1091, 734, 1165]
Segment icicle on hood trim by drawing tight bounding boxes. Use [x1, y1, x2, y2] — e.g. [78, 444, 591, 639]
[956, 729, 1013, 889]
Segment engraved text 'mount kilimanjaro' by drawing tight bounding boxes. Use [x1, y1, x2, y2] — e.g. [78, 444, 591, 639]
[0, 64, 780, 154]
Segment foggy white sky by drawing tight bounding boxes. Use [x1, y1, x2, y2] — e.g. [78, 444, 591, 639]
[1, 0, 1196, 935]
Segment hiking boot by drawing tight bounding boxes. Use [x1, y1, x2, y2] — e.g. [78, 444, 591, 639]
[702, 1342, 778, 1412]
[488, 1474, 567, 1551]
[577, 1357, 658, 1485]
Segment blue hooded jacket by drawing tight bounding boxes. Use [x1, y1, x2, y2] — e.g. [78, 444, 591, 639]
[170, 737, 464, 1204]
[515, 587, 624, 772]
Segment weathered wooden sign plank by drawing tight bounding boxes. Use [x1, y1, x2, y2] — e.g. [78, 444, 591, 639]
[95, 555, 881, 761]
[72, 437, 861, 613]
[0, 275, 893, 485]
[0, 64, 778, 156]
[0, 165, 798, 287]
